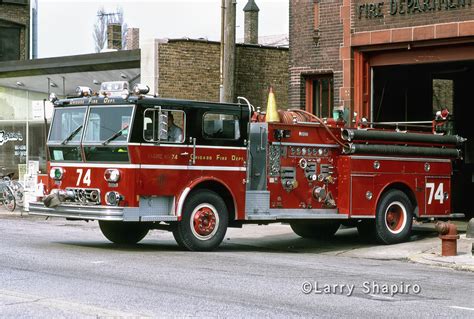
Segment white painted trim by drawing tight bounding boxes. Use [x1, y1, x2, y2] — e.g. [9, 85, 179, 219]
[51, 163, 140, 169]
[177, 187, 191, 217]
[128, 143, 246, 150]
[141, 164, 246, 171]
[275, 142, 339, 148]
[51, 162, 247, 171]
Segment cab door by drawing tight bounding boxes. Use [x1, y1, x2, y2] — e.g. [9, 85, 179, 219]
[137, 106, 190, 197]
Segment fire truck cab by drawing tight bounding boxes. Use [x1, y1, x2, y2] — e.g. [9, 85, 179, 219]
[29, 82, 465, 251]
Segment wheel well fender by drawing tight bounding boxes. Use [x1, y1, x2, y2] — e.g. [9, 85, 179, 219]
[176, 177, 236, 221]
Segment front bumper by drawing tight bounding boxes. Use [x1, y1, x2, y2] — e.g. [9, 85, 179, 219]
[28, 201, 178, 222]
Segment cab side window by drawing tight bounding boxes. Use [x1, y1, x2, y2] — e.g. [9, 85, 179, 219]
[143, 109, 185, 143]
[202, 113, 240, 140]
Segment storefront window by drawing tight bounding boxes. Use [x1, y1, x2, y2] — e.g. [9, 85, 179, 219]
[0, 87, 50, 178]
[0, 123, 26, 178]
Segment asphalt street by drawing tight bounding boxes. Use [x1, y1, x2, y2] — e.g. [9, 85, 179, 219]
[0, 212, 473, 318]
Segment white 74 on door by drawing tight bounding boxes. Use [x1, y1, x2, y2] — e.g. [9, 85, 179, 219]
[76, 169, 91, 186]
[426, 182, 444, 204]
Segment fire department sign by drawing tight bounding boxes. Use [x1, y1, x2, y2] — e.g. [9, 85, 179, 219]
[357, 0, 472, 19]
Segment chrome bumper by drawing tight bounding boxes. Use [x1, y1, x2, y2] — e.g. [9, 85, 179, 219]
[28, 201, 178, 222]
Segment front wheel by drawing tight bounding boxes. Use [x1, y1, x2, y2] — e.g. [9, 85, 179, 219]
[98, 221, 149, 244]
[173, 190, 228, 251]
[374, 190, 413, 244]
[2, 186, 16, 212]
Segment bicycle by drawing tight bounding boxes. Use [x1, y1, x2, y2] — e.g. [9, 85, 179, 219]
[0, 172, 24, 212]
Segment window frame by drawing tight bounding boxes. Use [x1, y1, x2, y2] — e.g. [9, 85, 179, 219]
[142, 107, 186, 144]
[47, 106, 88, 146]
[305, 75, 334, 118]
[82, 105, 135, 146]
[201, 111, 241, 141]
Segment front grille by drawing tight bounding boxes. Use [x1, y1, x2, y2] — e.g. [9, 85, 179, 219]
[65, 188, 101, 205]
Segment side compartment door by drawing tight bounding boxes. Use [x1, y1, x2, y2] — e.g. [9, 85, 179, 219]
[350, 174, 375, 216]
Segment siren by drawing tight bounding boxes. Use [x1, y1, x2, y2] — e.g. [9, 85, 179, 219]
[265, 86, 280, 123]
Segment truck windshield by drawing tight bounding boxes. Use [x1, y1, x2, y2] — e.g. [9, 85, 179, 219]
[48, 107, 86, 144]
[83, 106, 133, 144]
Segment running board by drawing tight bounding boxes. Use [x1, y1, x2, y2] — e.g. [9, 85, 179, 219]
[245, 190, 346, 221]
[246, 209, 348, 221]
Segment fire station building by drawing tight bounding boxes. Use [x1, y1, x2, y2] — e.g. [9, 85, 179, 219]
[289, 0, 474, 213]
[290, 1, 473, 140]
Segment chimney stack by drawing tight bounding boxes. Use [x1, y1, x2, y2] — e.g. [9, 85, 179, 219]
[125, 28, 140, 50]
[243, 0, 259, 44]
[107, 23, 122, 50]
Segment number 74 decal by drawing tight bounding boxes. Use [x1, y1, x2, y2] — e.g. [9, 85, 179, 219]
[426, 182, 445, 204]
[76, 169, 91, 186]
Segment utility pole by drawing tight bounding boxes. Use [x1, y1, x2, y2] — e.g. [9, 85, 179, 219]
[222, 0, 236, 103]
[219, 0, 225, 102]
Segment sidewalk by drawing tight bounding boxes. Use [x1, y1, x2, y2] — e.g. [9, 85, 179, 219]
[407, 234, 474, 272]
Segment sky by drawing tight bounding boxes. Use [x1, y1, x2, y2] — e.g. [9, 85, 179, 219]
[37, 0, 289, 58]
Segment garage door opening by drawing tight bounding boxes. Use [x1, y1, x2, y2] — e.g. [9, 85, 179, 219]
[372, 60, 474, 217]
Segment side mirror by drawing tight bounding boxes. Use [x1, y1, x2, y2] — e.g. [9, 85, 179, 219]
[159, 112, 168, 141]
[143, 107, 169, 143]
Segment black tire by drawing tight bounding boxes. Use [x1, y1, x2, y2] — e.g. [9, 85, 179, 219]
[374, 190, 413, 244]
[290, 220, 340, 239]
[173, 190, 228, 251]
[2, 186, 16, 212]
[98, 221, 149, 244]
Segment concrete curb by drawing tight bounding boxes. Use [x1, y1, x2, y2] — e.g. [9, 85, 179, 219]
[408, 253, 474, 272]
[408, 235, 474, 272]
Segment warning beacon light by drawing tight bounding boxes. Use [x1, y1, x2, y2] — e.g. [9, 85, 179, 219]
[132, 83, 150, 96]
[99, 81, 130, 99]
[75, 86, 93, 97]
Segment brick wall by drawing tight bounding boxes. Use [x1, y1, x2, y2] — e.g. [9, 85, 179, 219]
[290, 0, 474, 112]
[289, 0, 344, 109]
[157, 40, 221, 101]
[235, 44, 288, 109]
[157, 39, 288, 110]
[0, 2, 30, 60]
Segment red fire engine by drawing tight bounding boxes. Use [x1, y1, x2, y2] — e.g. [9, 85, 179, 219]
[29, 82, 465, 251]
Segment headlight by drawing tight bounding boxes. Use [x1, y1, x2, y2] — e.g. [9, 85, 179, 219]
[104, 169, 121, 183]
[49, 167, 64, 180]
[105, 191, 123, 206]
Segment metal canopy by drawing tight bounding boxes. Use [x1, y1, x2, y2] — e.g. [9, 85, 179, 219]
[0, 50, 140, 95]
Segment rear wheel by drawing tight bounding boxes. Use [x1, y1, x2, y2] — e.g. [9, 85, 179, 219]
[374, 190, 413, 244]
[290, 221, 340, 239]
[2, 186, 16, 212]
[173, 190, 228, 251]
[98, 221, 149, 244]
